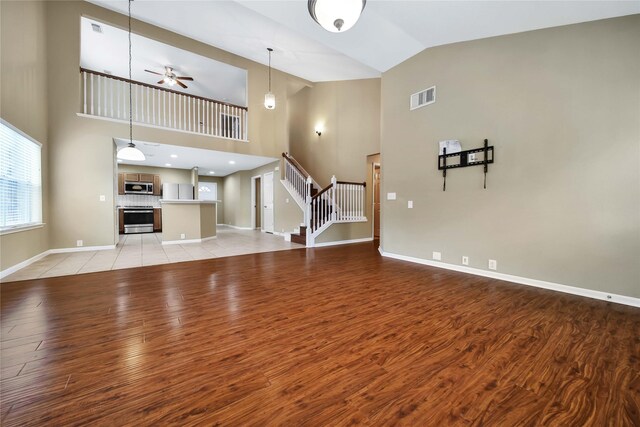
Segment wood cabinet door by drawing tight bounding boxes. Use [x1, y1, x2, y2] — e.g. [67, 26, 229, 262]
[153, 209, 162, 231]
[124, 173, 139, 182]
[139, 173, 154, 183]
[119, 209, 125, 234]
[153, 175, 162, 196]
[118, 173, 125, 195]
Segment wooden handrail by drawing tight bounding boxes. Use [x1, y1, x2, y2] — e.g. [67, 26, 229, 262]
[80, 67, 248, 111]
[282, 152, 312, 179]
[337, 181, 366, 187]
[312, 183, 333, 200]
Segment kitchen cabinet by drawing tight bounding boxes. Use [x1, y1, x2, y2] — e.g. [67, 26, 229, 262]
[118, 208, 124, 234]
[153, 175, 162, 196]
[139, 173, 154, 183]
[153, 208, 162, 232]
[118, 173, 125, 195]
[124, 173, 140, 182]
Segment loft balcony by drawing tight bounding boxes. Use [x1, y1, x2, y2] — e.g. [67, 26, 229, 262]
[79, 68, 248, 142]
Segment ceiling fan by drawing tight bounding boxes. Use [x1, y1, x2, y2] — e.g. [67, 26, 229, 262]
[144, 66, 193, 89]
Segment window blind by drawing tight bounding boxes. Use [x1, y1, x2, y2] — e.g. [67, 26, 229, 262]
[0, 120, 42, 231]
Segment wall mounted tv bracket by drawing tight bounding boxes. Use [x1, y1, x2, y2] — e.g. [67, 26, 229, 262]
[438, 139, 494, 191]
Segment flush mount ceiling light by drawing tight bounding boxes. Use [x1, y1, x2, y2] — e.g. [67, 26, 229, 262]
[117, 0, 145, 162]
[264, 48, 275, 110]
[308, 0, 366, 33]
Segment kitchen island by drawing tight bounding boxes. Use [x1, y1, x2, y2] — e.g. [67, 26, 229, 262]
[159, 200, 219, 244]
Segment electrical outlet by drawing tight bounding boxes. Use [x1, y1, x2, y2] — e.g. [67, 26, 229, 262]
[432, 251, 441, 261]
[462, 256, 469, 265]
[408, 200, 413, 209]
[99, 195, 106, 202]
[77, 240, 83, 247]
[488, 259, 497, 270]
[387, 192, 396, 200]
[180, 233, 186, 240]
[286, 198, 289, 203]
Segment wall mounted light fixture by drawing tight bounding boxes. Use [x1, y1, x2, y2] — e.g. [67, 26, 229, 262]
[315, 124, 324, 136]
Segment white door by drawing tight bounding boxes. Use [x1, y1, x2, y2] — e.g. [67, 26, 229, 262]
[263, 172, 274, 233]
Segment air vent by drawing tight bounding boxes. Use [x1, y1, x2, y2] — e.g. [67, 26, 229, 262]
[410, 86, 436, 111]
[91, 23, 103, 33]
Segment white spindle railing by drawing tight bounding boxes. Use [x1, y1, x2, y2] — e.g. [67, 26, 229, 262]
[80, 68, 248, 141]
[309, 176, 366, 234]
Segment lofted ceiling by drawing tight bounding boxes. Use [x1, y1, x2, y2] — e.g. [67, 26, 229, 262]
[114, 139, 277, 176]
[89, 0, 639, 82]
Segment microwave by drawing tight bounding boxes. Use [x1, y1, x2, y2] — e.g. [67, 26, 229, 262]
[124, 181, 154, 195]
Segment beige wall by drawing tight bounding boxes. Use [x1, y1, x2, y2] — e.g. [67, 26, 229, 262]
[0, 1, 50, 271]
[44, 1, 309, 250]
[380, 15, 640, 298]
[222, 161, 303, 233]
[289, 79, 381, 187]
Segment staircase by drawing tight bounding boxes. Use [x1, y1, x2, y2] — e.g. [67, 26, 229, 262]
[282, 153, 367, 247]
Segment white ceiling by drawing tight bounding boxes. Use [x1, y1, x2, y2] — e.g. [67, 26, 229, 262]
[89, 0, 639, 82]
[114, 139, 278, 176]
[81, 17, 248, 105]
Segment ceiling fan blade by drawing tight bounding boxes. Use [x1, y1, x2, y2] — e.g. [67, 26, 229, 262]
[145, 69, 163, 75]
[176, 80, 188, 89]
[176, 76, 194, 81]
[157, 79, 166, 84]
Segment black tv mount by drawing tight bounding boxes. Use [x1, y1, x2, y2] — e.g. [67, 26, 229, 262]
[438, 139, 494, 191]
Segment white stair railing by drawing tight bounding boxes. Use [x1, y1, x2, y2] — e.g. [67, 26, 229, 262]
[80, 68, 248, 141]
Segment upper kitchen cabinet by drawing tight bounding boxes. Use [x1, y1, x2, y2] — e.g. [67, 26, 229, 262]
[124, 173, 140, 182]
[139, 174, 155, 183]
[153, 175, 162, 196]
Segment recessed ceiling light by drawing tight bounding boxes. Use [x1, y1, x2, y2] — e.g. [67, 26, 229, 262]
[165, 163, 171, 167]
[170, 154, 178, 158]
[209, 171, 215, 174]
[228, 160, 236, 165]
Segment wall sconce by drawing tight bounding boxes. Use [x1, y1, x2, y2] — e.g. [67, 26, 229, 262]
[315, 124, 324, 136]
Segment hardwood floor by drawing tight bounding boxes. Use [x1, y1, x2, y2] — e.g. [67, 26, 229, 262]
[1, 243, 638, 425]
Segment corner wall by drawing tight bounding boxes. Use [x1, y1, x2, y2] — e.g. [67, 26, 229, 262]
[0, 0, 50, 271]
[380, 15, 640, 298]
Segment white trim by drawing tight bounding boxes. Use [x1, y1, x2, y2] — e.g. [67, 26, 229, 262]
[0, 223, 45, 236]
[313, 237, 373, 248]
[77, 113, 249, 143]
[0, 250, 50, 280]
[49, 245, 116, 254]
[250, 175, 261, 230]
[0, 118, 43, 146]
[219, 224, 254, 230]
[379, 250, 640, 308]
[161, 236, 217, 245]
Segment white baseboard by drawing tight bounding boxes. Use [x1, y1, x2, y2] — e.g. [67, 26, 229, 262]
[1, 244, 117, 280]
[0, 250, 50, 280]
[219, 224, 254, 231]
[379, 249, 640, 308]
[162, 236, 217, 245]
[49, 245, 116, 254]
[313, 237, 373, 248]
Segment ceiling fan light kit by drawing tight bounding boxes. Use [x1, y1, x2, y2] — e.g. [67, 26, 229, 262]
[117, 0, 145, 162]
[308, 0, 366, 33]
[264, 47, 276, 110]
[144, 66, 194, 89]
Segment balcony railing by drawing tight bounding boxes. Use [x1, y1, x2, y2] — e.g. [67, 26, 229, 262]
[80, 68, 248, 141]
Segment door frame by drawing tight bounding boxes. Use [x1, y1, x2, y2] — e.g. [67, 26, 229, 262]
[372, 162, 381, 238]
[262, 171, 275, 233]
[250, 175, 261, 230]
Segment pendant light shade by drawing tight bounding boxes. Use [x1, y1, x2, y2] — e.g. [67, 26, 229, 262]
[308, 0, 366, 33]
[118, 142, 145, 161]
[264, 48, 275, 110]
[118, 0, 145, 162]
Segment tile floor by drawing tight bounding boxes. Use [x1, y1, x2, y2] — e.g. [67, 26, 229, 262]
[3, 226, 304, 282]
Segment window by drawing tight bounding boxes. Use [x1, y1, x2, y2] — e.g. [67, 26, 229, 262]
[0, 120, 43, 232]
[198, 182, 217, 201]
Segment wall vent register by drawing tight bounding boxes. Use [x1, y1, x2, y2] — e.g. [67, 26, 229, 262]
[410, 86, 436, 110]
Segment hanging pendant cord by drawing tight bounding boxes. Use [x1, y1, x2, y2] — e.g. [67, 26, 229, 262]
[268, 49, 272, 92]
[128, 0, 133, 144]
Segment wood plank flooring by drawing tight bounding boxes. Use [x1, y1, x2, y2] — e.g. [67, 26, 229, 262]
[1, 242, 638, 425]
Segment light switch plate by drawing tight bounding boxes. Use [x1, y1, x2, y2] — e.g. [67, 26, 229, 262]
[408, 200, 413, 209]
[387, 192, 397, 200]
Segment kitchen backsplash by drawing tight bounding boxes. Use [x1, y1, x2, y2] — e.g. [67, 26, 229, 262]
[117, 194, 162, 207]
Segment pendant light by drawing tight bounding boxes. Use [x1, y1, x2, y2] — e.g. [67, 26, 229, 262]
[308, 0, 366, 33]
[117, 0, 145, 162]
[264, 48, 275, 110]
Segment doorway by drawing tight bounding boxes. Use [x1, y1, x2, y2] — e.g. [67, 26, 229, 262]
[263, 171, 274, 233]
[251, 175, 262, 230]
[373, 163, 381, 239]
